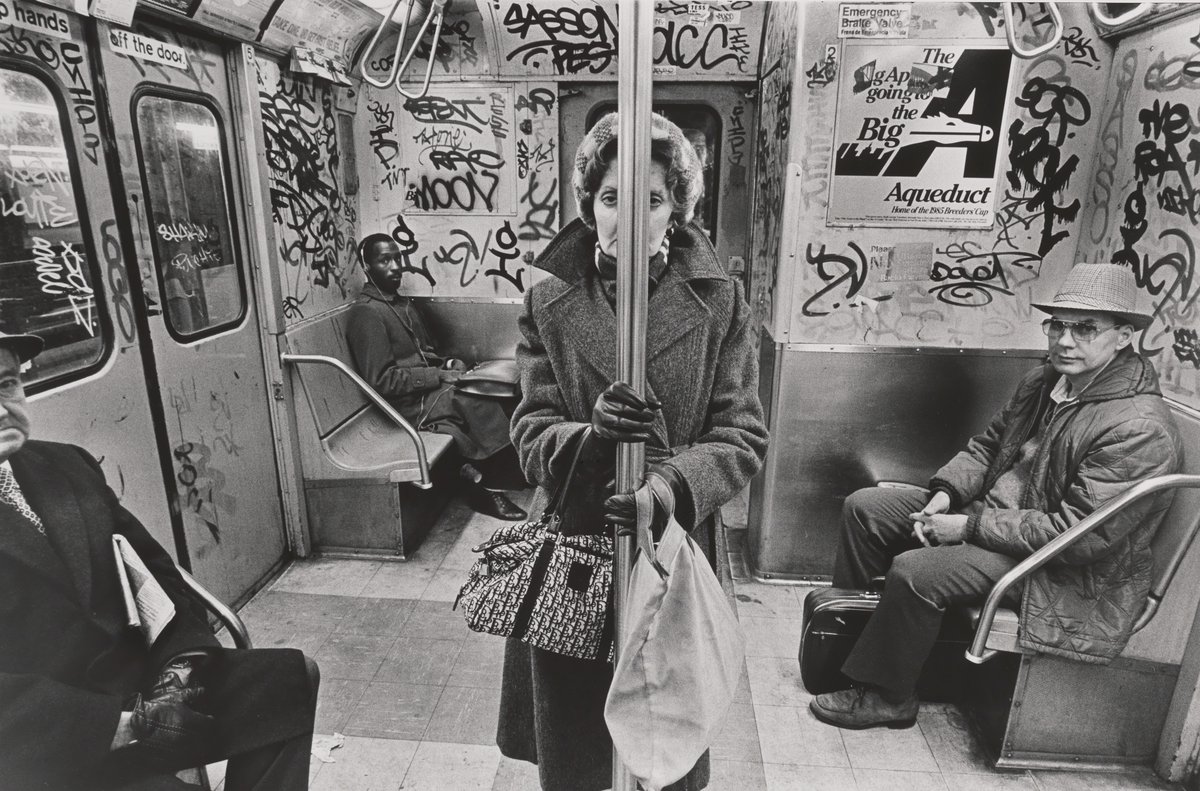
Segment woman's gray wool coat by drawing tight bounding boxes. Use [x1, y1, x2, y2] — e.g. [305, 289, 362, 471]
[496, 218, 768, 791]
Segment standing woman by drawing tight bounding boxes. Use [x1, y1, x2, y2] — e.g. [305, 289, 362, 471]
[496, 112, 768, 791]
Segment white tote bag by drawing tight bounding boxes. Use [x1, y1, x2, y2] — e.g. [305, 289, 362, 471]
[604, 474, 745, 791]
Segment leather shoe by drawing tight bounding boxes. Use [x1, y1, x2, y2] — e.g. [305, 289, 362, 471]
[470, 488, 527, 521]
[809, 686, 918, 730]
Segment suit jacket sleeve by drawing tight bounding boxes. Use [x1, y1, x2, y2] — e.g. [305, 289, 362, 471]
[0, 446, 218, 780]
[345, 303, 442, 398]
[73, 447, 218, 666]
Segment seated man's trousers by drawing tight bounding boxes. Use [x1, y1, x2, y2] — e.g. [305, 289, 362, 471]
[834, 487, 1019, 699]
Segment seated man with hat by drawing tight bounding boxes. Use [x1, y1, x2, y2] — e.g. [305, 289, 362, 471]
[810, 262, 1184, 730]
[0, 329, 320, 789]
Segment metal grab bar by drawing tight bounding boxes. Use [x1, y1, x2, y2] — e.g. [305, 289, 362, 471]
[1004, 1, 1064, 59]
[397, 0, 448, 100]
[357, 0, 448, 99]
[359, 0, 418, 89]
[1089, 1, 1153, 26]
[176, 563, 253, 649]
[280, 352, 434, 489]
[967, 474, 1200, 664]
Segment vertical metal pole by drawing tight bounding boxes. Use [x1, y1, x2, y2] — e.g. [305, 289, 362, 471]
[614, 2, 653, 790]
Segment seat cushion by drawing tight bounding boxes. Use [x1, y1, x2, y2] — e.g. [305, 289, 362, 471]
[320, 407, 455, 483]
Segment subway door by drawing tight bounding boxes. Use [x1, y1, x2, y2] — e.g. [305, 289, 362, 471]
[0, 9, 175, 553]
[95, 22, 285, 603]
[558, 84, 757, 284]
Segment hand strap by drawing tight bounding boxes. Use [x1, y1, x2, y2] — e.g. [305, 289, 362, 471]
[543, 426, 594, 521]
[634, 472, 673, 580]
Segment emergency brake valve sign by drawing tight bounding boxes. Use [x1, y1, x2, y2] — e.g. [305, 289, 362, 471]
[109, 28, 190, 71]
[828, 41, 1014, 229]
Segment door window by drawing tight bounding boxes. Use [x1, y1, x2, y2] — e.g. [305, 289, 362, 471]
[134, 94, 245, 340]
[0, 66, 108, 389]
[587, 103, 721, 242]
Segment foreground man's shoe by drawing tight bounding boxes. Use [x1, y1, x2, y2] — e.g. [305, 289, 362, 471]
[809, 686, 918, 730]
[471, 488, 527, 521]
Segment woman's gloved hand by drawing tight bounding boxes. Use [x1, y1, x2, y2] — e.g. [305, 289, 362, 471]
[591, 382, 661, 445]
[603, 463, 684, 541]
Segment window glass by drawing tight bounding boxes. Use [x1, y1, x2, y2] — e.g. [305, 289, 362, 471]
[0, 68, 107, 386]
[135, 95, 244, 339]
[588, 104, 721, 242]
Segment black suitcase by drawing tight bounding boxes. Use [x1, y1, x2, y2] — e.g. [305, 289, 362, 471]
[798, 587, 974, 703]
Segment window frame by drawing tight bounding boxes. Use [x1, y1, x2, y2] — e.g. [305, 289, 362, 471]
[0, 56, 113, 397]
[130, 85, 248, 345]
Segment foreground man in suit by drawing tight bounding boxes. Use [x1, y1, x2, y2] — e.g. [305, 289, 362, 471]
[0, 330, 320, 790]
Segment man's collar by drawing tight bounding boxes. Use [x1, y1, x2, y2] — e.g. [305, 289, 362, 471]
[360, 282, 402, 302]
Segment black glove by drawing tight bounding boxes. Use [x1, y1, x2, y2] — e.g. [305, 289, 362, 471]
[128, 662, 215, 766]
[591, 382, 661, 445]
[603, 463, 683, 541]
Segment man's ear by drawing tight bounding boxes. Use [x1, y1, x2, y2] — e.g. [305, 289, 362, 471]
[1114, 323, 1136, 350]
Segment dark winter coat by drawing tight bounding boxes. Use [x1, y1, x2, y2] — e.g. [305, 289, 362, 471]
[0, 441, 315, 790]
[509, 219, 768, 535]
[497, 219, 768, 791]
[345, 283, 511, 460]
[931, 347, 1183, 663]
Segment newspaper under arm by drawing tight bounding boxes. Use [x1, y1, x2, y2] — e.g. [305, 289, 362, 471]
[111, 535, 177, 647]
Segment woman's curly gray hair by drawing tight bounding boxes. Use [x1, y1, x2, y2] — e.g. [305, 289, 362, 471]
[572, 112, 704, 230]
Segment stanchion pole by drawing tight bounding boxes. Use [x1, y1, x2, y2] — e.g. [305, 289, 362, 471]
[613, 1, 654, 790]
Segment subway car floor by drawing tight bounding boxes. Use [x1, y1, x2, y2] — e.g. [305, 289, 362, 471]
[206, 493, 1182, 791]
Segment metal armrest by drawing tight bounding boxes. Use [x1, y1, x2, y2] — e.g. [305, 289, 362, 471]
[281, 352, 435, 489]
[967, 474, 1200, 664]
[176, 564, 252, 650]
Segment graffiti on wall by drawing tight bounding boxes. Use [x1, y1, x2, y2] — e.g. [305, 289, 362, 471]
[258, 58, 357, 320]
[359, 81, 558, 298]
[497, 1, 756, 78]
[397, 86, 516, 215]
[748, 1, 798, 333]
[361, 11, 486, 84]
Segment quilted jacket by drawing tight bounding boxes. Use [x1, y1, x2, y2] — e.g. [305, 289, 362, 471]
[930, 346, 1183, 663]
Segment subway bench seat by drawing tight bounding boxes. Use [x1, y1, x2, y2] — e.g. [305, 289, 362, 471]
[282, 304, 455, 558]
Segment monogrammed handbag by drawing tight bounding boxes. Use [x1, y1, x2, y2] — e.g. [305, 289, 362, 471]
[454, 429, 615, 662]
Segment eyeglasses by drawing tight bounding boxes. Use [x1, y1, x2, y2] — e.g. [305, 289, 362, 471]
[1041, 318, 1116, 343]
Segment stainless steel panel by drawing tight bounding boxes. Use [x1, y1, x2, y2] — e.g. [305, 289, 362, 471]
[994, 653, 1177, 769]
[415, 299, 524, 362]
[749, 347, 1045, 580]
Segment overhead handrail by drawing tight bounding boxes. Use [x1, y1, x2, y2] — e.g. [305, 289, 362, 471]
[967, 474, 1200, 664]
[358, 0, 448, 99]
[280, 352, 435, 489]
[1089, 1, 1154, 27]
[1004, 1, 1064, 59]
[396, 0, 448, 100]
[360, 0, 418, 89]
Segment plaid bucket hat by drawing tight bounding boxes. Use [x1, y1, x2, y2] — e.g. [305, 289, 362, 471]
[1031, 263, 1153, 330]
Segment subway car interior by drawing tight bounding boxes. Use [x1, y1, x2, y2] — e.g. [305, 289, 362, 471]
[5, 0, 1200, 788]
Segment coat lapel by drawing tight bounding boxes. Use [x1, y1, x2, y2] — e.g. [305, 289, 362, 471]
[12, 446, 94, 606]
[645, 270, 712, 365]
